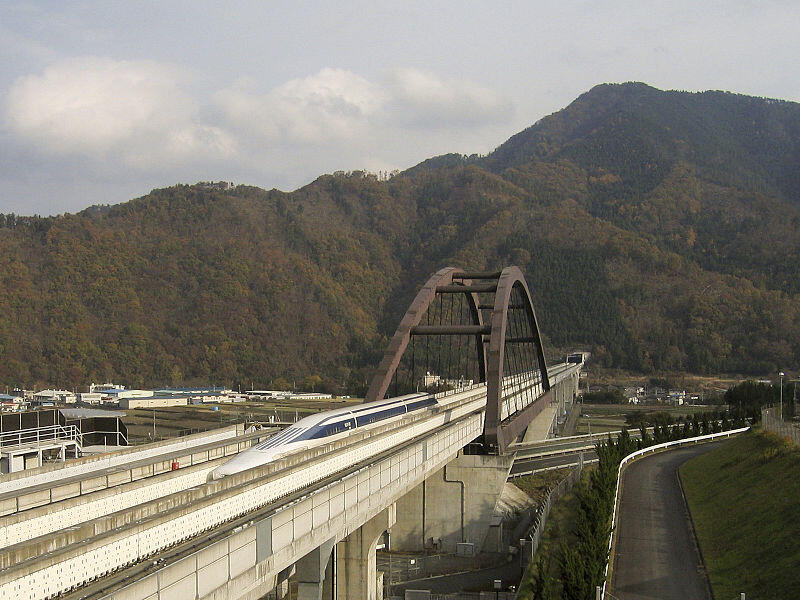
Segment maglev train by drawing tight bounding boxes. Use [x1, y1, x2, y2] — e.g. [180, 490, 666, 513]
[209, 393, 437, 480]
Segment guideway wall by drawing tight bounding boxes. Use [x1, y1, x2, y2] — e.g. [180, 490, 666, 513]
[54, 410, 484, 600]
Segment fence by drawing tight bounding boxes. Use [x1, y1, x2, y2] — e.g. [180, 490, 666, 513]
[388, 592, 516, 600]
[428, 592, 516, 600]
[383, 464, 584, 600]
[761, 407, 800, 445]
[503, 460, 584, 600]
[0, 424, 82, 449]
[381, 550, 519, 592]
[517, 457, 583, 561]
[380, 553, 484, 586]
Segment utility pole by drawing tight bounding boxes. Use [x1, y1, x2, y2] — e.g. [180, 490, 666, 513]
[780, 372, 785, 420]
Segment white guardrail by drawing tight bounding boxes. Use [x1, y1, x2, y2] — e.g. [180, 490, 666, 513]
[600, 426, 750, 599]
[0, 425, 82, 449]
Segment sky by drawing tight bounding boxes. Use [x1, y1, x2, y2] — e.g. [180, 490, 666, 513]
[1, 1, 799, 215]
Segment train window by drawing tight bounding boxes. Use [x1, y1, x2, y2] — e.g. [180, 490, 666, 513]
[406, 398, 436, 411]
[355, 405, 406, 426]
[308, 419, 354, 439]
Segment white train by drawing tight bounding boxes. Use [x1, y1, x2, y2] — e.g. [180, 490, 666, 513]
[208, 366, 560, 481]
[209, 392, 437, 479]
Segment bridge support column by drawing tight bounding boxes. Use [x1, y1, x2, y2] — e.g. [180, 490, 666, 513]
[336, 505, 395, 600]
[392, 451, 514, 554]
[296, 538, 335, 600]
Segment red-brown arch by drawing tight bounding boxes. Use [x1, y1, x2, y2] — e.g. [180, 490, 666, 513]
[364, 266, 550, 454]
[364, 267, 487, 404]
[483, 266, 551, 451]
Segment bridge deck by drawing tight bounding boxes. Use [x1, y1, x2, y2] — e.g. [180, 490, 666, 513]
[0, 364, 581, 600]
[0, 427, 277, 517]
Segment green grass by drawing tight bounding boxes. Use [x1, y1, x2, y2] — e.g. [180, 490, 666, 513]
[512, 469, 572, 504]
[574, 415, 627, 434]
[516, 469, 592, 599]
[680, 431, 800, 599]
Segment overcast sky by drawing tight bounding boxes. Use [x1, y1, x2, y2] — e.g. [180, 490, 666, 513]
[2, 1, 799, 215]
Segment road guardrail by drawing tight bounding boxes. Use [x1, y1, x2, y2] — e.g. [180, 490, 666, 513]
[601, 426, 750, 599]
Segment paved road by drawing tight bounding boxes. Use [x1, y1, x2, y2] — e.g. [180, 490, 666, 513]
[562, 401, 581, 436]
[510, 450, 598, 475]
[610, 443, 721, 600]
[390, 559, 522, 595]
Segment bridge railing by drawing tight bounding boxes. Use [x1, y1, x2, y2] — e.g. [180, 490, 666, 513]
[0, 424, 82, 450]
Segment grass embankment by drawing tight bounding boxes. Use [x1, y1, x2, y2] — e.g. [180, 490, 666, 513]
[512, 469, 570, 504]
[681, 431, 800, 599]
[513, 470, 586, 600]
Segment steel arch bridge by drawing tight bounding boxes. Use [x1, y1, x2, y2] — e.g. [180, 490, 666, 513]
[365, 266, 554, 453]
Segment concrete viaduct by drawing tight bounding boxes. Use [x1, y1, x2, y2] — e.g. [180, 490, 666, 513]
[0, 266, 584, 600]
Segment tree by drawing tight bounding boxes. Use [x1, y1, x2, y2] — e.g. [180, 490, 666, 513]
[273, 377, 292, 391]
[302, 375, 323, 392]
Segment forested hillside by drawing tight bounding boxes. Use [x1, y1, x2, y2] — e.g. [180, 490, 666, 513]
[1, 83, 799, 392]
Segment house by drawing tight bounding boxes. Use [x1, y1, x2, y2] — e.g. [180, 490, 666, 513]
[78, 392, 105, 404]
[0, 393, 24, 412]
[33, 389, 77, 404]
[623, 386, 645, 404]
[118, 396, 187, 409]
[100, 388, 155, 401]
[667, 390, 686, 406]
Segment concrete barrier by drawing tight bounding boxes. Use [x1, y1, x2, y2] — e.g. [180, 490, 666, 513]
[0, 428, 274, 517]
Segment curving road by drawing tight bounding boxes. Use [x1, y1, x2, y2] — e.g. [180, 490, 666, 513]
[610, 443, 721, 600]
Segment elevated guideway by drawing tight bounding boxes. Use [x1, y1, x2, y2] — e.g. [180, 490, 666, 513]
[512, 429, 642, 459]
[0, 427, 279, 547]
[0, 265, 586, 600]
[0, 425, 278, 516]
[0, 367, 581, 600]
[0, 382, 491, 600]
[509, 425, 699, 477]
[0, 425, 242, 497]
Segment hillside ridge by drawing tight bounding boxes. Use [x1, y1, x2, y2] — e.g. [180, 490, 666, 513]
[0, 83, 798, 390]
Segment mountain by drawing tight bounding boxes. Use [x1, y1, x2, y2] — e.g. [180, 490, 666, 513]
[1, 83, 799, 392]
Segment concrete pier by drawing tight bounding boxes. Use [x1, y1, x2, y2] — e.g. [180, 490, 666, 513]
[296, 539, 335, 600]
[392, 452, 514, 554]
[337, 505, 395, 600]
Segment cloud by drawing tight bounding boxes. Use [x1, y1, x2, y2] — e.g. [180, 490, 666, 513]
[2, 60, 512, 213]
[388, 68, 513, 128]
[216, 68, 386, 145]
[5, 60, 510, 161]
[4, 56, 235, 167]
[216, 67, 512, 146]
